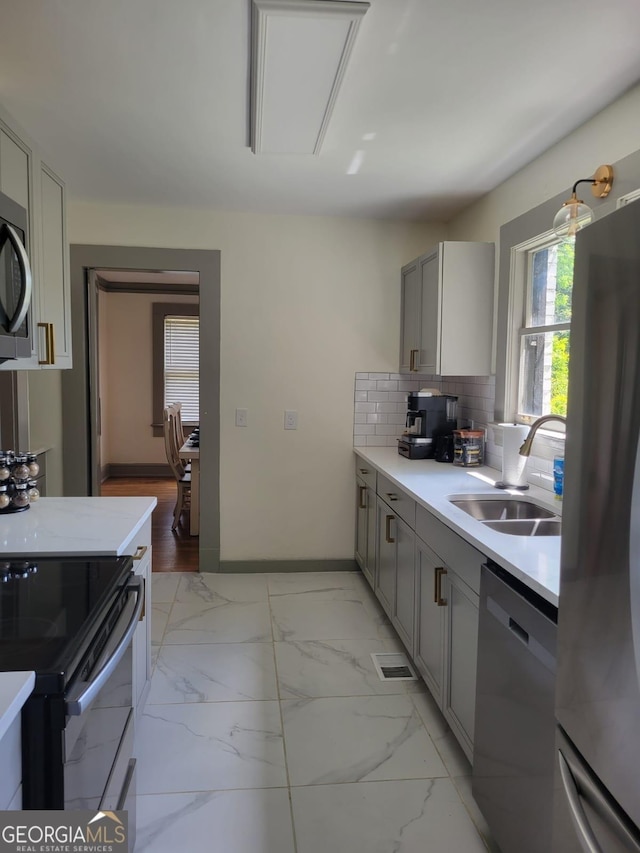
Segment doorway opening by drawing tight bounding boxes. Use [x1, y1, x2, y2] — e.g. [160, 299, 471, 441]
[62, 244, 220, 573]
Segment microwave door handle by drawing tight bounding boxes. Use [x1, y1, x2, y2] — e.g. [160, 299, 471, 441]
[3, 224, 33, 333]
[65, 576, 144, 717]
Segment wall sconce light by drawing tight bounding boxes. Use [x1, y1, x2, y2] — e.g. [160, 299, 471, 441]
[552, 165, 614, 239]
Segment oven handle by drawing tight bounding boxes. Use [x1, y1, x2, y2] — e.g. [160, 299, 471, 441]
[65, 576, 144, 717]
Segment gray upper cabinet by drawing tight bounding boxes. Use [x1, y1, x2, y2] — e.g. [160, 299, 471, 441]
[0, 107, 72, 370]
[400, 241, 494, 376]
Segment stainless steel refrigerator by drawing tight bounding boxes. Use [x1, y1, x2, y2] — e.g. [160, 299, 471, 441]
[554, 198, 640, 852]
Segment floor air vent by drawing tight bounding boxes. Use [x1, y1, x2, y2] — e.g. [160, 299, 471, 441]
[371, 652, 417, 681]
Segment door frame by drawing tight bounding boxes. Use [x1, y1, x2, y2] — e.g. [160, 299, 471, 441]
[61, 244, 221, 572]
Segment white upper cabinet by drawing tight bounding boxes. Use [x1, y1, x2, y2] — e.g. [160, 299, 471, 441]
[38, 163, 72, 368]
[0, 106, 72, 370]
[400, 241, 494, 376]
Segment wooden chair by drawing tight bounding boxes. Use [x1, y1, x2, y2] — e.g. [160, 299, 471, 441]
[163, 404, 191, 530]
[170, 401, 191, 472]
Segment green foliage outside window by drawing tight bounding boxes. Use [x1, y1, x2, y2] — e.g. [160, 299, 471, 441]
[550, 241, 574, 415]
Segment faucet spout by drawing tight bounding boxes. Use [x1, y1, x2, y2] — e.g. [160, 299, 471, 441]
[519, 415, 567, 456]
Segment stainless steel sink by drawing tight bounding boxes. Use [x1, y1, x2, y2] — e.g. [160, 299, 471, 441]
[482, 519, 562, 537]
[449, 497, 556, 521]
[448, 495, 561, 536]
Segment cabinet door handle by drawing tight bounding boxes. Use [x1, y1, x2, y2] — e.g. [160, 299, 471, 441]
[38, 322, 54, 365]
[132, 545, 148, 560]
[359, 468, 369, 475]
[359, 486, 367, 509]
[410, 348, 419, 372]
[385, 514, 396, 544]
[434, 566, 447, 606]
[48, 322, 56, 365]
[386, 492, 399, 502]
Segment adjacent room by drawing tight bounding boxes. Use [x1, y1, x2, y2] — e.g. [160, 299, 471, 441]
[0, 1, 640, 852]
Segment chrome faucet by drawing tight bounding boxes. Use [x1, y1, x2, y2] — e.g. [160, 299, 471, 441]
[519, 415, 567, 456]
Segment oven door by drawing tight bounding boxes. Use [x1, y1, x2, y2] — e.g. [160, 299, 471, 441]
[63, 576, 143, 814]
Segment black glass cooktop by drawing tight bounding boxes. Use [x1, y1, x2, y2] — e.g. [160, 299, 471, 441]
[0, 556, 133, 692]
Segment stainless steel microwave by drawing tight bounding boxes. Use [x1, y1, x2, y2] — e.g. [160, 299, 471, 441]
[0, 190, 33, 364]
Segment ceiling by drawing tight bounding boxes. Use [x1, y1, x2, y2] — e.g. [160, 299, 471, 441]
[1, 0, 640, 221]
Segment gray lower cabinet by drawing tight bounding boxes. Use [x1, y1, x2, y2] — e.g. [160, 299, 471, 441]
[375, 495, 416, 652]
[442, 568, 479, 758]
[414, 505, 481, 762]
[415, 538, 446, 706]
[375, 495, 398, 618]
[354, 463, 377, 590]
[353, 456, 481, 763]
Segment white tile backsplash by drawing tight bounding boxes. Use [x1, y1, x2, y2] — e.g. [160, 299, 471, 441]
[354, 372, 562, 491]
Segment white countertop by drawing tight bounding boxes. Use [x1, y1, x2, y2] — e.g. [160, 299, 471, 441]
[0, 497, 157, 557]
[355, 447, 560, 606]
[0, 671, 34, 741]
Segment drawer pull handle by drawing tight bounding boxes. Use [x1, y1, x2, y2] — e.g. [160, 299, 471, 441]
[434, 566, 447, 606]
[132, 545, 148, 561]
[386, 492, 399, 501]
[385, 514, 395, 544]
[359, 485, 367, 509]
[359, 468, 369, 474]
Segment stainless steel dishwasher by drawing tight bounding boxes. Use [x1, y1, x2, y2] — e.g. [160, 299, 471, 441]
[472, 562, 558, 853]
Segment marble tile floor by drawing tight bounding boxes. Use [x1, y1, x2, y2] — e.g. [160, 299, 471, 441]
[138, 570, 498, 853]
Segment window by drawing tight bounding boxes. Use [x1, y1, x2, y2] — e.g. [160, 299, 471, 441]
[517, 239, 573, 420]
[152, 302, 199, 436]
[164, 315, 199, 420]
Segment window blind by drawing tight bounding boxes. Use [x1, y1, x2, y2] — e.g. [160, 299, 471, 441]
[164, 316, 199, 421]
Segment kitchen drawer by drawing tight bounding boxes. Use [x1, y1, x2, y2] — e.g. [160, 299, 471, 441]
[416, 505, 482, 594]
[377, 473, 415, 528]
[354, 458, 377, 491]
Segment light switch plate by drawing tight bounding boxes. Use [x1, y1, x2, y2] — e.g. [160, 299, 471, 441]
[284, 410, 298, 430]
[235, 408, 248, 427]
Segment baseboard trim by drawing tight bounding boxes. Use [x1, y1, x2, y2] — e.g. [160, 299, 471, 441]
[216, 559, 358, 574]
[105, 463, 173, 478]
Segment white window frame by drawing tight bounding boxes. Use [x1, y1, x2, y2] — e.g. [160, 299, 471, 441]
[504, 228, 570, 429]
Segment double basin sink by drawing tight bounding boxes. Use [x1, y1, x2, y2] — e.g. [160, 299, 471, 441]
[448, 495, 561, 537]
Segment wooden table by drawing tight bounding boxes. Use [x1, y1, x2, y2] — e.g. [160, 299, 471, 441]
[179, 441, 199, 536]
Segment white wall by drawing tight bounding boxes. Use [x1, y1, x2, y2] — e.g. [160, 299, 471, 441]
[101, 291, 198, 466]
[448, 82, 640, 242]
[67, 208, 443, 560]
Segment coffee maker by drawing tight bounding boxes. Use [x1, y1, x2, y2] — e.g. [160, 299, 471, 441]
[397, 393, 458, 459]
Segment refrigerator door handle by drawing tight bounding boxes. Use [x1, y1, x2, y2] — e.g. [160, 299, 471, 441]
[559, 750, 603, 853]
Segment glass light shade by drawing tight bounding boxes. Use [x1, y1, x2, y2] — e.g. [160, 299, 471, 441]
[553, 197, 593, 238]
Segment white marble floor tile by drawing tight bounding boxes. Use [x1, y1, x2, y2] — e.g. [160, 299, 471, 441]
[136, 789, 295, 853]
[137, 701, 287, 793]
[151, 573, 182, 603]
[148, 643, 278, 704]
[291, 778, 488, 853]
[267, 571, 365, 599]
[151, 602, 171, 646]
[410, 691, 472, 777]
[176, 572, 268, 607]
[275, 637, 415, 698]
[271, 598, 395, 642]
[452, 774, 500, 852]
[163, 601, 272, 644]
[281, 694, 447, 785]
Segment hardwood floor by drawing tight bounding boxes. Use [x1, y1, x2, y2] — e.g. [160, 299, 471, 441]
[101, 476, 199, 572]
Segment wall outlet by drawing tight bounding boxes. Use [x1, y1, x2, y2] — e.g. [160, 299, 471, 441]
[235, 408, 248, 427]
[284, 410, 298, 430]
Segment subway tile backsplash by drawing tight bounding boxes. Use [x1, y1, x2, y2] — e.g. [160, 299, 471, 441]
[353, 371, 560, 492]
[352, 373, 442, 447]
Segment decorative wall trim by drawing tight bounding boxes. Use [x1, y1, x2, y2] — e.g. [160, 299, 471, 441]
[104, 463, 173, 479]
[215, 559, 359, 574]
